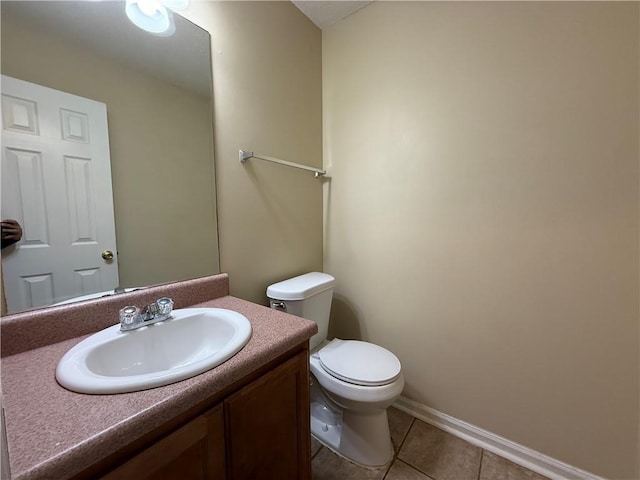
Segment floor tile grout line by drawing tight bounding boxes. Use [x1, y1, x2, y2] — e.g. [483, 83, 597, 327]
[381, 432, 403, 480]
[477, 448, 485, 480]
[394, 417, 488, 480]
[395, 416, 416, 460]
[382, 413, 416, 480]
[381, 459, 393, 480]
[393, 412, 552, 480]
[402, 460, 438, 480]
[392, 420, 438, 480]
[382, 456, 399, 480]
[378, 450, 393, 480]
[311, 444, 323, 461]
[397, 459, 439, 480]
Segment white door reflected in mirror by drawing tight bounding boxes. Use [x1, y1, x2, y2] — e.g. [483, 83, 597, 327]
[1, 75, 119, 313]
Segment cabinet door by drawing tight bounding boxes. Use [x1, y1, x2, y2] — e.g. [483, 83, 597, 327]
[101, 404, 225, 480]
[225, 351, 311, 480]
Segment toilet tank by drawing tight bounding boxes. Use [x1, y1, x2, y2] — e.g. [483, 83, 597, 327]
[266, 272, 335, 350]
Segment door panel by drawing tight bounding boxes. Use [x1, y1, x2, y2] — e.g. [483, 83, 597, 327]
[1, 75, 118, 313]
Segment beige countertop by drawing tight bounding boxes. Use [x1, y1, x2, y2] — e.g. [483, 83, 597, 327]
[1, 274, 316, 480]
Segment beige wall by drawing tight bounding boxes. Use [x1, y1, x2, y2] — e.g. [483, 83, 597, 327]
[323, 2, 639, 479]
[1, 17, 219, 289]
[182, 2, 323, 304]
[5, 1, 636, 477]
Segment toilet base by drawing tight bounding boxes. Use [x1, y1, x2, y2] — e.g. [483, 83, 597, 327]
[311, 397, 342, 450]
[311, 410, 342, 451]
[310, 403, 394, 467]
[308, 346, 403, 467]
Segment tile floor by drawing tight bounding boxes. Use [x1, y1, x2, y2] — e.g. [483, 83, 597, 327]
[311, 407, 549, 480]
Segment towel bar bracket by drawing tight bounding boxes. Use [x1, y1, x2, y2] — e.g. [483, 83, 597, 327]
[239, 150, 253, 163]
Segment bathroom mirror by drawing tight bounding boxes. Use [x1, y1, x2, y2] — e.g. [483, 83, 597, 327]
[1, 1, 219, 314]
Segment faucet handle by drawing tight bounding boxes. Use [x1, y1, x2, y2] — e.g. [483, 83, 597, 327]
[156, 297, 174, 315]
[120, 306, 140, 329]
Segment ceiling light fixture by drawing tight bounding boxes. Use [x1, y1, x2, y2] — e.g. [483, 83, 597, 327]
[125, 0, 189, 36]
[161, 0, 189, 11]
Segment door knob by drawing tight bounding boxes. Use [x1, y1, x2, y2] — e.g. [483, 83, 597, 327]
[101, 250, 114, 260]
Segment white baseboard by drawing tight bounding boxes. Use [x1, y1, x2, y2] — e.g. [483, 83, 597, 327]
[393, 396, 606, 480]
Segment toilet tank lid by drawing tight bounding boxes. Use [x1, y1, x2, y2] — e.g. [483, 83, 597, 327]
[267, 272, 335, 301]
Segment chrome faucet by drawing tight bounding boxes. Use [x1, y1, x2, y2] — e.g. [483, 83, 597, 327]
[119, 297, 174, 331]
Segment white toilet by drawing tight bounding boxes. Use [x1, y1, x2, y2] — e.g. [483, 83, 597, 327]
[267, 272, 404, 467]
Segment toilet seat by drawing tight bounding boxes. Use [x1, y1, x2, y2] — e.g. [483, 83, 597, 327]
[318, 339, 401, 387]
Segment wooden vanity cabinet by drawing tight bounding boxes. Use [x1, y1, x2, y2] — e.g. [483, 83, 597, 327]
[96, 348, 310, 480]
[101, 405, 226, 480]
[225, 348, 311, 480]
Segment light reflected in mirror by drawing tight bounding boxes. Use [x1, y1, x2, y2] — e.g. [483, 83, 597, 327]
[1, 1, 219, 315]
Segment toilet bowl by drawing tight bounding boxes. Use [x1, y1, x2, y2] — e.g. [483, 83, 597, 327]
[310, 339, 404, 466]
[267, 272, 404, 467]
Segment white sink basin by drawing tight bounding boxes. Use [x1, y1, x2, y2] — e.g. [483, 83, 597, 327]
[56, 308, 252, 394]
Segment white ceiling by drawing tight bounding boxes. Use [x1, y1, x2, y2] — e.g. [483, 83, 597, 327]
[292, 1, 373, 29]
